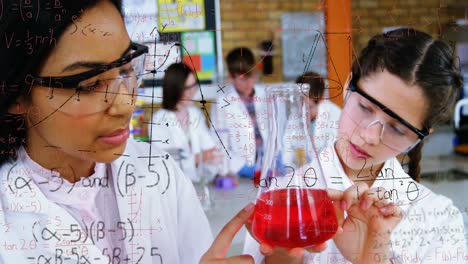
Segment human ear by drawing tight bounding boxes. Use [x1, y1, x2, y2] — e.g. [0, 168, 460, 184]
[428, 128, 434, 135]
[7, 97, 28, 115]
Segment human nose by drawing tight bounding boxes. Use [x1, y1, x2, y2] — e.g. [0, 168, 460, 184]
[107, 78, 136, 116]
[188, 87, 197, 99]
[360, 119, 383, 145]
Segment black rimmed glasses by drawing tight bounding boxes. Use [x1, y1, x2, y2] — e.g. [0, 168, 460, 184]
[344, 77, 429, 152]
[29, 42, 149, 116]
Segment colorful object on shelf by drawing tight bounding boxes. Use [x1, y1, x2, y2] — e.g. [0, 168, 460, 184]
[130, 101, 148, 142]
[181, 31, 216, 81]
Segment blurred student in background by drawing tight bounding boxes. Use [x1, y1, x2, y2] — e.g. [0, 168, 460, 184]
[296, 72, 341, 152]
[211, 47, 269, 179]
[151, 62, 221, 182]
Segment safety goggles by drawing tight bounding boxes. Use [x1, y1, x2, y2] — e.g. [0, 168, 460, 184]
[29, 42, 148, 116]
[344, 77, 429, 152]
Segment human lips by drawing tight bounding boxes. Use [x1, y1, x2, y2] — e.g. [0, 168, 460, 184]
[99, 127, 130, 145]
[349, 142, 371, 159]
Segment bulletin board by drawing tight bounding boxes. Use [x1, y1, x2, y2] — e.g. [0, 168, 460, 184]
[123, 0, 220, 86]
[157, 0, 206, 32]
[181, 31, 216, 81]
[281, 12, 327, 81]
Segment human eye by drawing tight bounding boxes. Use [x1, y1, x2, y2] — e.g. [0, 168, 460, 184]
[77, 79, 107, 94]
[120, 63, 135, 76]
[388, 123, 406, 136]
[358, 102, 373, 113]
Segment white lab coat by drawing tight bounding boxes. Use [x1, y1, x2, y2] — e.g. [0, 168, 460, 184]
[243, 145, 467, 264]
[151, 106, 217, 182]
[210, 84, 269, 174]
[0, 139, 213, 264]
[313, 100, 341, 152]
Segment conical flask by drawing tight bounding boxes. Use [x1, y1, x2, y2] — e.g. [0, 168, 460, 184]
[251, 83, 338, 248]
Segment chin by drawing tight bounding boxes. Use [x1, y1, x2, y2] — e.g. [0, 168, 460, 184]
[336, 140, 369, 170]
[94, 141, 129, 163]
[339, 152, 364, 167]
[342, 151, 387, 173]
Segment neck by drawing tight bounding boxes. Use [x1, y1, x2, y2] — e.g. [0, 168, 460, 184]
[175, 107, 188, 118]
[176, 104, 188, 113]
[239, 88, 254, 98]
[175, 103, 190, 114]
[26, 135, 95, 184]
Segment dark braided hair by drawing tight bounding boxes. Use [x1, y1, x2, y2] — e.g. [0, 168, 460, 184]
[407, 141, 424, 182]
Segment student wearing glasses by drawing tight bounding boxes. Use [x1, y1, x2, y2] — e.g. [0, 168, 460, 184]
[0, 1, 256, 263]
[211, 47, 269, 179]
[243, 28, 466, 263]
[296, 72, 342, 153]
[151, 62, 221, 182]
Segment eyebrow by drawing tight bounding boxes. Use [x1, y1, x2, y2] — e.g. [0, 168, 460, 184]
[61, 43, 132, 73]
[351, 79, 428, 136]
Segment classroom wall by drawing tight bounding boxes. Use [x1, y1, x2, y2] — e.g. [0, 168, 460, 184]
[352, 0, 463, 52]
[219, 0, 322, 83]
[219, 0, 464, 83]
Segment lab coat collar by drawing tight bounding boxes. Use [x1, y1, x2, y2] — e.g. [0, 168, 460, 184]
[16, 146, 106, 207]
[0, 142, 156, 262]
[1, 155, 108, 262]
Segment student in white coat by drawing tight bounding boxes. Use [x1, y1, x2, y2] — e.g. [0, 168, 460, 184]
[243, 28, 466, 263]
[211, 47, 269, 178]
[151, 63, 221, 182]
[0, 1, 257, 263]
[296, 72, 342, 153]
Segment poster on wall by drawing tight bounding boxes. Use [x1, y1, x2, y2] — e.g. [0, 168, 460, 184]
[157, 0, 206, 33]
[281, 12, 326, 81]
[181, 31, 216, 81]
[123, 0, 158, 42]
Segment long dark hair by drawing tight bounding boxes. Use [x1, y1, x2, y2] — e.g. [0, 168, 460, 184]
[0, 0, 123, 167]
[161, 62, 195, 111]
[351, 28, 463, 181]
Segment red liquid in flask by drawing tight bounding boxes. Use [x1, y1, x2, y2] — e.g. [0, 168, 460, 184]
[252, 188, 338, 248]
